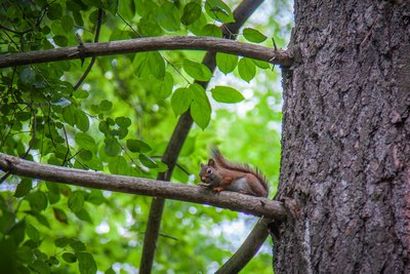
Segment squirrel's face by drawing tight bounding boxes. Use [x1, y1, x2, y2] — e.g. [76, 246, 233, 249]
[199, 159, 217, 184]
[199, 165, 214, 181]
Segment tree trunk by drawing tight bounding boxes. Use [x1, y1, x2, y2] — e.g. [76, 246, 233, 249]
[276, 0, 410, 273]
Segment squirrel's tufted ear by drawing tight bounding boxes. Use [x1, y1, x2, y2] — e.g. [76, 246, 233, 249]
[208, 159, 215, 167]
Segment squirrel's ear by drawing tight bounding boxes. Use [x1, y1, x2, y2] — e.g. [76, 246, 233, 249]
[208, 159, 215, 167]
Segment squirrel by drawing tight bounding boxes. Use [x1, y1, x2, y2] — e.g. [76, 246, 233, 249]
[199, 148, 269, 197]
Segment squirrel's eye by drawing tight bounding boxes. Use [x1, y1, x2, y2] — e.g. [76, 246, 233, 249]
[207, 168, 212, 174]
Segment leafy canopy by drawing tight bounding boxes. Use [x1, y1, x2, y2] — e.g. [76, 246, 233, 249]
[0, 0, 292, 273]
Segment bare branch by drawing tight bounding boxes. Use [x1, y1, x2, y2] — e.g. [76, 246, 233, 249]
[0, 36, 292, 69]
[0, 153, 286, 219]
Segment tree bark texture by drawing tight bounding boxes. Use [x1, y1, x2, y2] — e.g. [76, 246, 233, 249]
[276, 1, 410, 273]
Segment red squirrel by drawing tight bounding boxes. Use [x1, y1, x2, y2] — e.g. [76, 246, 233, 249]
[199, 148, 269, 197]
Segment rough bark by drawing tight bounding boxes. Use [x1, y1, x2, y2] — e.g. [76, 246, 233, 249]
[276, 0, 410, 273]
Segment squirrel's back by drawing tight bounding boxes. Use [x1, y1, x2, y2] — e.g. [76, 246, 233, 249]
[211, 148, 269, 194]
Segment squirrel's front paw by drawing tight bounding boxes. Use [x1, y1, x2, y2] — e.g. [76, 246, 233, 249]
[199, 182, 211, 188]
[212, 187, 224, 193]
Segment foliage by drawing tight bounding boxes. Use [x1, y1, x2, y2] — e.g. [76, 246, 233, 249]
[0, 0, 292, 273]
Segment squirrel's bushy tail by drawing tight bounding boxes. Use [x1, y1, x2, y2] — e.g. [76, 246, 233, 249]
[211, 147, 269, 194]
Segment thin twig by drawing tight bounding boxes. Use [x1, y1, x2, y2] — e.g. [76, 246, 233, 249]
[73, 8, 104, 90]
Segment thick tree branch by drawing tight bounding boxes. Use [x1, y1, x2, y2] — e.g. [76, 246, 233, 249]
[0, 153, 286, 219]
[0, 36, 292, 69]
[140, 0, 267, 273]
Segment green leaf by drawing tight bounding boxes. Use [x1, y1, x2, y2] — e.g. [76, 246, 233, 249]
[73, 89, 89, 99]
[16, 246, 34, 264]
[30, 260, 50, 274]
[75, 133, 96, 151]
[138, 15, 163, 36]
[252, 59, 270, 69]
[102, 0, 118, 15]
[73, 11, 84, 26]
[63, 106, 76, 126]
[68, 191, 84, 213]
[74, 208, 93, 223]
[171, 87, 192, 116]
[53, 35, 68, 47]
[48, 256, 59, 266]
[243, 28, 267, 43]
[139, 153, 158, 168]
[16, 111, 32, 121]
[199, 24, 222, 37]
[82, 0, 100, 7]
[157, 2, 180, 31]
[126, 139, 151, 153]
[27, 191, 48, 211]
[69, 239, 86, 251]
[53, 207, 68, 224]
[55, 237, 70, 247]
[108, 156, 128, 175]
[48, 190, 60, 204]
[75, 111, 89, 132]
[104, 138, 121, 157]
[47, 4, 63, 20]
[100, 100, 112, 111]
[119, 0, 135, 20]
[183, 60, 212, 81]
[14, 179, 32, 197]
[86, 190, 105, 205]
[115, 117, 131, 128]
[62, 252, 77, 263]
[205, 0, 234, 23]
[134, 52, 165, 79]
[78, 149, 93, 161]
[105, 267, 115, 274]
[238, 58, 256, 82]
[181, 2, 201, 25]
[32, 212, 50, 228]
[211, 86, 244, 103]
[78, 252, 97, 274]
[216, 53, 238, 74]
[155, 72, 174, 99]
[9, 220, 26, 245]
[26, 224, 40, 242]
[190, 84, 211, 129]
[156, 161, 168, 173]
[61, 15, 74, 32]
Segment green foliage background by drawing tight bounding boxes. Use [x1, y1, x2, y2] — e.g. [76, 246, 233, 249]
[0, 0, 292, 273]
